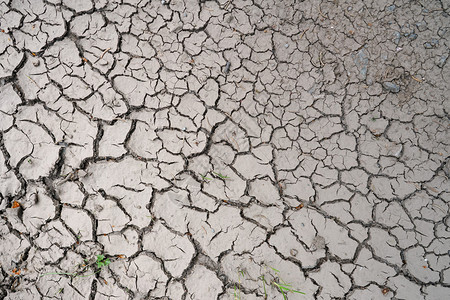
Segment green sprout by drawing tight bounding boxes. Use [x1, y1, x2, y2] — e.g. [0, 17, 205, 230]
[259, 275, 267, 299]
[54, 287, 64, 296]
[260, 264, 306, 299]
[200, 174, 212, 181]
[40, 254, 111, 279]
[213, 172, 230, 179]
[96, 254, 111, 269]
[234, 270, 245, 300]
[272, 280, 306, 299]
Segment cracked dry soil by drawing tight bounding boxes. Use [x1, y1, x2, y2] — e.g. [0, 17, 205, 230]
[0, 0, 449, 299]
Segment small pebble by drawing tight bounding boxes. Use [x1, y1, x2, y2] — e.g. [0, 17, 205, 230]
[32, 60, 40, 67]
[438, 28, 447, 37]
[285, 43, 289, 48]
[386, 4, 396, 11]
[383, 82, 400, 93]
[437, 54, 448, 68]
[409, 33, 418, 40]
[290, 249, 298, 256]
[416, 22, 428, 32]
[393, 31, 401, 44]
[347, 6, 352, 11]
[224, 61, 231, 74]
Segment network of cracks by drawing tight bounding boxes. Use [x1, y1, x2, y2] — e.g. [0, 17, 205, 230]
[0, 0, 449, 299]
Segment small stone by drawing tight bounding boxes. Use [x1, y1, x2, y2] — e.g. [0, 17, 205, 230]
[290, 249, 298, 256]
[438, 28, 447, 38]
[393, 31, 401, 44]
[98, 59, 108, 66]
[32, 60, 40, 67]
[347, 6, 352, 11]
[224, 61, 231, 74]
[285, 43, 289, 48]
[383, 82, 400, 93]
[386, 5, 396, 11]
[409, 33, 418, 40]
[436, 54, 448, 68]
[416, 22, 428, 32]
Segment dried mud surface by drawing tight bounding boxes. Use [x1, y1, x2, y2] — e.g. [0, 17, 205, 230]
[0, 0, 449, 299]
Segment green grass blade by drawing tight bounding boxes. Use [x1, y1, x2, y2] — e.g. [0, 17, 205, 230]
[269, 266, 280, 273]
[213, 172, 229, 179]
[200, 174, 212, 181]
